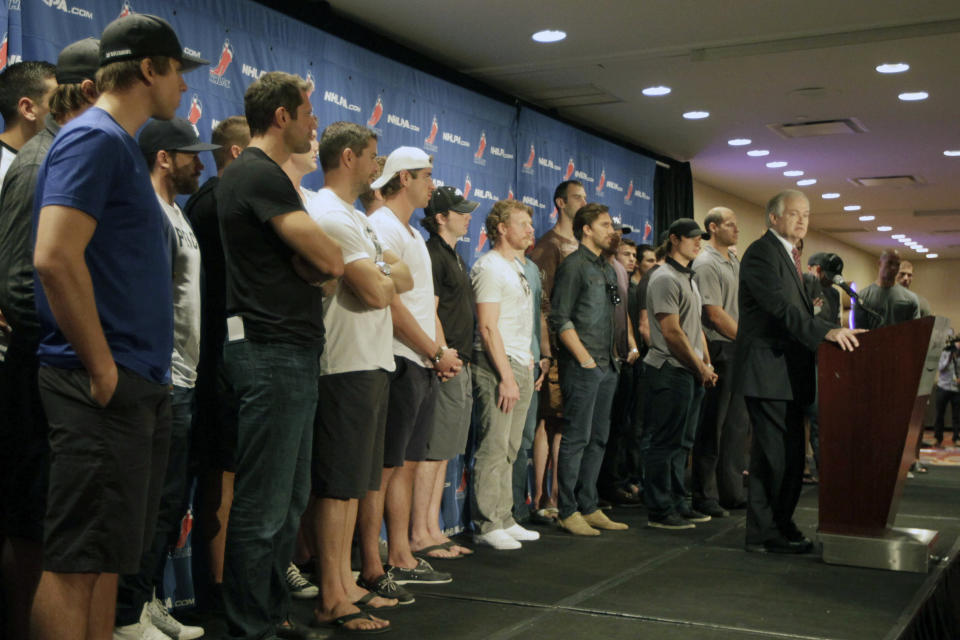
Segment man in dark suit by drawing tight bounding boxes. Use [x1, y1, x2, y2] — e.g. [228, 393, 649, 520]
[734, 189, 863, 554]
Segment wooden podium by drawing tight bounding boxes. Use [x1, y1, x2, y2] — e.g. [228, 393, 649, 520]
[817, 316, 951, 572]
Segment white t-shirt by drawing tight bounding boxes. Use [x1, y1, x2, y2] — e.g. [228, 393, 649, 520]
[369, 205, 436, 366]
[0, 141, 17, 187]
[471, 249, 534, 367]
[159, 195, 201, 388]
[307, 189, 395, 375]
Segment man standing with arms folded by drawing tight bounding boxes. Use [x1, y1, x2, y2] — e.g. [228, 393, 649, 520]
[550, 203, 628, 536]
[736, 190, 862, 554]
[691, 207, 748, 516]
[29, 14, 203, 640]
[854, 249, 919, 330]
[643, 219, 717, 530]
[308, 121, 413, 633]
[218, 71, 343, 640]
[470, 200, 538, 550]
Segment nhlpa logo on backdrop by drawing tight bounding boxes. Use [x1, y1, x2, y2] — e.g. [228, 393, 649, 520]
[367, 96, 383, 128]
[386, 112, 419, 133]
[441, 130, 470, 148]
[323, 90, 360, 113]
[8, 0, 21, 11]
[643, 221, 653, 242]
[209, 40, 233, 88]
[624, 180, 634, 203]
[507, 186, 514, 200]
[521, 144, 535, 174]
[473, 131, 487, 165]
[564, 158, 575, 181]
[475, 227, 487, 255]
[42, 0, 94, 19]
[241, 63, 266, 81]
[462, 175, 472, 200]
[0, 33, 7, 71]
[304, 71, 315, 98]
[187, 95, 202, 133]
[549, 206, 558, 223]
[521, 195, 546, 210]
[424, 116, 439, 151]
[118, 0, 132, 17]
[595, 169, 606, 194]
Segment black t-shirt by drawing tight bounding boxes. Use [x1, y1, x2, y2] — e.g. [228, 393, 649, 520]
[185, 176, 226, 373]
[218, 147, 324, 345]
[427, 234, 475, 363]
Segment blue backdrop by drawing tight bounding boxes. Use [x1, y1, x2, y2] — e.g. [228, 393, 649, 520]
[2, 0, 655, 266]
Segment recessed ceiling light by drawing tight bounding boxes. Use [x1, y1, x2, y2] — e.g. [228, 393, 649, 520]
[822, 193, 840, 199]
[682, 111, 710, 120]
[642, 86, 671, 96]
[916, 248, 928, 253]
[876, 63, 910, 74]
[747, 149, 770, 157]
[727, 138, 751, 146]
[858, 215, 875, 221]
[900, 237, 912, 243]
[531, 29, 566, 43]
[766, 161, 788, 168]
[944, 150, 960, 156]
[898, 91, 929, 101]
[877, 225, 892, 232]
[784, 170, 804, 177]
[891, 234, 905, 239]
[926, 253, 938, 258]
[797, 178, 817, 186]
[843, 205, 861, 211]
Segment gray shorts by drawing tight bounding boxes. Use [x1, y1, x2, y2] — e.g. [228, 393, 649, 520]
[425, 363, 473, 461]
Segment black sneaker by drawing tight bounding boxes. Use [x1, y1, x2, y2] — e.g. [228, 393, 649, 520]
[693, 502, 729, 518]
[357, 573, 415, 605]
[385, 558, 452, 585]
[678, 507, 711, 523]
[647, 513, 695, 530]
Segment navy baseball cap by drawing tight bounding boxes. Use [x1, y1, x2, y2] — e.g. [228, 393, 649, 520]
[139, 117, 220, 156]
[425, 185, 479, 216]
[56, 37, 100, 84]
[99, 14, 208, 71]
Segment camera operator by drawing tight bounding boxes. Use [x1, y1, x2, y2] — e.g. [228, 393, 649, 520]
[933, 335, 960, 448]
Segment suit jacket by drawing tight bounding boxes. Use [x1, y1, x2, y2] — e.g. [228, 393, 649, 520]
[733, 230, 833, 405]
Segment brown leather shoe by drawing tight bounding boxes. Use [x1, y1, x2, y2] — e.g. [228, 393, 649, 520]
[583, 509, 629, 530]
[560, 512, 601, 536]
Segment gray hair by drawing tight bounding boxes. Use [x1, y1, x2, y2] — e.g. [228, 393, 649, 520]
[765, 190, 807, 228]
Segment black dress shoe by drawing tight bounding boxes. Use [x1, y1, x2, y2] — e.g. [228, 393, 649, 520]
[610, 488, 644, 507]
[694, 502, 729, 518]
[745, 536, 813, 554]
[780, 522, 809, 544]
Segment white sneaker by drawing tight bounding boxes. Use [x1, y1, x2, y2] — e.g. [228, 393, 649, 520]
[146, 597, 204, 639]
[285, 562, 319, 599]
[473, 529, 522, 550]
[113, 604, 175, 640]
[504, 524, 540, 541]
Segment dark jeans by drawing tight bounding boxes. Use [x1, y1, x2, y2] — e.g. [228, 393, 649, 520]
[598, 360, 639, 495]
[512, 365, 540, 522]
[222, 340, 320, 640]
[803, 368, 821, 475]
[692, 341, 749, 509]
[117, 386, 194, 625]
[642, 363, 704, 519]
[934, 386, 960, 443]
[557, 360, 618, 520]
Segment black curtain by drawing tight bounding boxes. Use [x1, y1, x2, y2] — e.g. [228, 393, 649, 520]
[654, 161, 694, 242]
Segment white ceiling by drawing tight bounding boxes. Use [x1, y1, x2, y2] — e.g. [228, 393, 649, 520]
[324, 0, 960, 260]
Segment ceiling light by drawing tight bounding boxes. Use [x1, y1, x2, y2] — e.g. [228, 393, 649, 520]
[916, 248, 928, 253]
[766, 161, 788, 168]
[877, 225, 892, 232]
[859, 215, 875, 221]
[898, 91, 929, 101]
[843, 205, 861, 211]
[876, 63, 910, 74]
[944, 150, 960, 156]
[532, 29, 566, 43]
[822, 193, 840, 199]
[784, 170, 804, 177]
[926, 254, 938, 258]
[642, 86, 671, 96]
[727, 138, 751, 146]
[797, 178, 817, 186]
[891, 234, 905, 239]
[683, 111, 710, 120]
[747, 149, 770, 157]
[900, 237, 912, 243]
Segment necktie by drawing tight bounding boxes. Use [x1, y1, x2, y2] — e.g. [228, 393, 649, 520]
[791, 247, 803, 278]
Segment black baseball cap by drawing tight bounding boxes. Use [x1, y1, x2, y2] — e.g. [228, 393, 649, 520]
[668, 218, 708, 239]
[808, 251, 844, 276]
[56, 37, 100, 84]
[99, 14, 208, 71]
[424, 185, 479, 216]
[138, 117, 220, 156]
[613, 221, 634, 234]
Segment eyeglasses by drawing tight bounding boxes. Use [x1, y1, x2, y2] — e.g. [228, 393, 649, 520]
[362, 223, 384, 262]
[517, 266, 532, 298]
[606, 282, 621, 306]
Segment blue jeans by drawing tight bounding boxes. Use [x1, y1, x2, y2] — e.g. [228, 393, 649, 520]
[557, 360, 618, 520]
[222, 340, 320, 640]
[116, 385, 193, 625]
[642, 363, 704, 519]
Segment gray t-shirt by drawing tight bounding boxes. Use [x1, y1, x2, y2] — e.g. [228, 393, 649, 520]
[644, 258, 703, 372]
[692, 243, 738, 343]
[854, 283, 920, 329]
[159, 196, 202, 388]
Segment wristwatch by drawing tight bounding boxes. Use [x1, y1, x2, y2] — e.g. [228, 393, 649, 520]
[433, 345, 446, 363]
[376, 260, 391, 276]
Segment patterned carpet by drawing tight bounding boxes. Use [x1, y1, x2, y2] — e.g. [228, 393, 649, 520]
[920, 429, 960, 466]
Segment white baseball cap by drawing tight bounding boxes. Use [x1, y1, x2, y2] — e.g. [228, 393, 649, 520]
[371, 146, 433, 190]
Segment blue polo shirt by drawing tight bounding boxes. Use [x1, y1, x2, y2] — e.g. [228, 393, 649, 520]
[33, 107, 173, 384]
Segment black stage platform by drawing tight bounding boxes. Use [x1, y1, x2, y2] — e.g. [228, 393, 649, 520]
[188, 466, 960, 639]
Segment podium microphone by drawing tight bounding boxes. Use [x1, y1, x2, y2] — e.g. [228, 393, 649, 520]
[831, 274, 857, 299]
